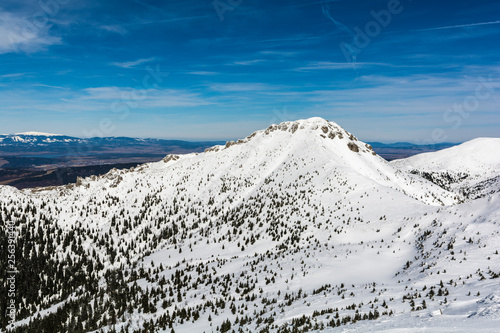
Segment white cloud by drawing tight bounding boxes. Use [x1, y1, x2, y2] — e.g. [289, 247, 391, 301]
[110, 57, 157, 69]
[186, 71, 219, 76]
[82, 87, 128, 100]
[82, 86, 213, 107]
[230, 59, 266, 66]
[0, 73, 26, 78]
[292, 61, 424, 72]
[259, 50, 300, 57]
[101, 24, 127, 34]
[208, 82, 281, 92]
[32, 83, 67, 90]
[0, 12, 61, 54]
[293, 61, 360, 71]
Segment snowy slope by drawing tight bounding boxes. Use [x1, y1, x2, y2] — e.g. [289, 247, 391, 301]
[392, 138, 500, 198]
[391, 138, 500, 177]
[0, 118, 499, 333]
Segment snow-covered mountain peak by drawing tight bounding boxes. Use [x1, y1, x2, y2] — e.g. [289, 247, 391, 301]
[10, 117, 455, 207]
[249, 117, 354, 140]
[209, 117, 371, 157]
[14, 131, 63, 136]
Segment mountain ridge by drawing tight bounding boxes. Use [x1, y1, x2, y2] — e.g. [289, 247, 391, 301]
[59, 117, 459, 207]
[0, 126, 462, 165]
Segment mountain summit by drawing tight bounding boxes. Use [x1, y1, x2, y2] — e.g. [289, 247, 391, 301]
[160, 117, 458, 206]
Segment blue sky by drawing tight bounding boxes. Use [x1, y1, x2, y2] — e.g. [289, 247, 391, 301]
[0, 0, 499, 142]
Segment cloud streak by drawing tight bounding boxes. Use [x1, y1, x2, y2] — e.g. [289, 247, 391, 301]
[417, 20, 500, 31]
[186, 71, 219, 76]
[82, 86, 213, 107]
[101, 24, 128, 34]
[110, 57, 157, 69]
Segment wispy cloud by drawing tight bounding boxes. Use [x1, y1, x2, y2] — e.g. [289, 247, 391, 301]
[129, 15, 211, 26]
[293, 62, 372, 71]
[32, 83, 68, 90]
[131, 0, 163, 10]
[101, 24, 128, 34]
[0, 85, 215, 117]
[0, 73, 26, 78]
[0, 12, 61, 54]
[186, 71, 219, 76]
[292, 0, 346, 8]
[208, 82, 281, 92]
[230, 59, 266, 66]
[417, 20, 500, 31]
[82, 86, 213, 107]
[110, 57, 157, 69]
[215, 34, 326, 48]
[258, 50, 301, 57]
[292, 62, 436, 71]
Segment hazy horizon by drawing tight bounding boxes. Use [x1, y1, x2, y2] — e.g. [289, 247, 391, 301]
[0, 126, 478, 145]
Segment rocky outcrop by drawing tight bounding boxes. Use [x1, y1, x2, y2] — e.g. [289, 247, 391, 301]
[348, 142, 359, 152]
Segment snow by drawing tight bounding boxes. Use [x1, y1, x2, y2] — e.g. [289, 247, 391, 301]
[14, 131, 63, 136]
[0, 118, 499, 332]
[391, 138, 500, 186]
[392, 138, 500, 173]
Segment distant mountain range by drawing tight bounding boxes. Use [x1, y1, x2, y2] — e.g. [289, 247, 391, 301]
[0, 133, 225, 172]
[0, 133, 224, 154]
[0, 132, 457, 161]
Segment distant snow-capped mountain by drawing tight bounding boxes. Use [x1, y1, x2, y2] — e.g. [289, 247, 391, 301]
[0, 133, 78, 144]
[0, 132, 224, 155]
[0, 131, 460, 162]
[0, 133, 174, 146]
[392, 138, 500, 198]
[14, 131, 64, 136]
[0, 118, 498, 332]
